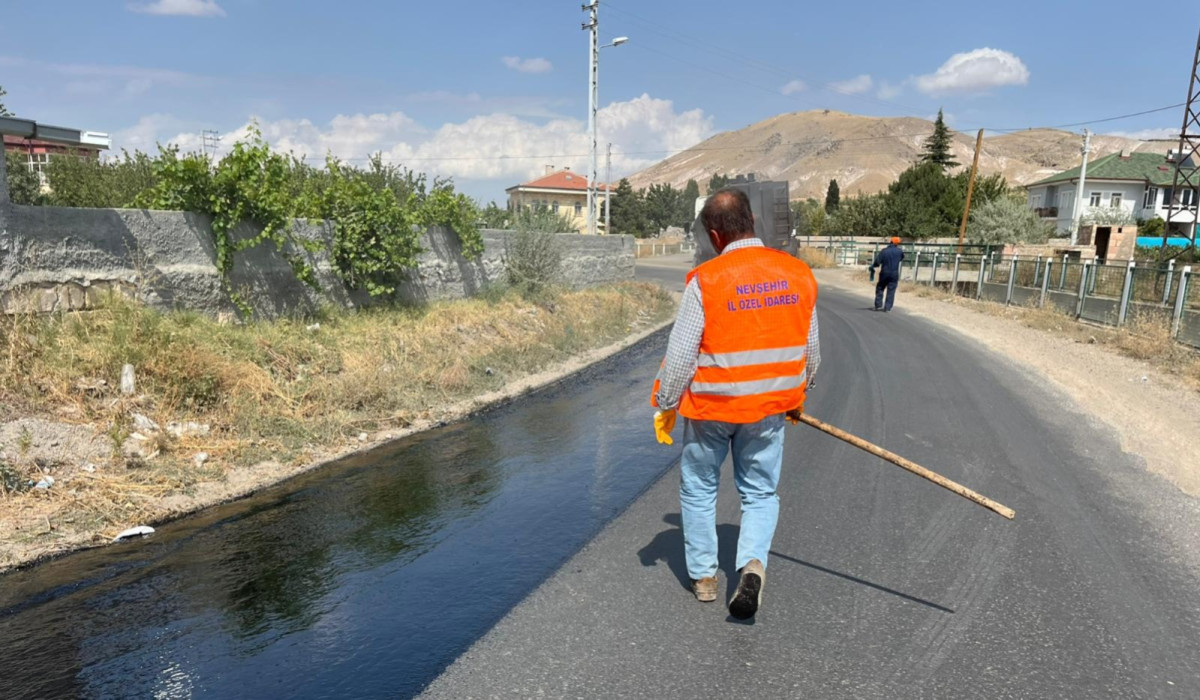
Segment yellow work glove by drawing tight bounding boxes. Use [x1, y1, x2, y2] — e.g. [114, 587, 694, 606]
[785, 407, 804, 425]
[654, 409, 677, 445]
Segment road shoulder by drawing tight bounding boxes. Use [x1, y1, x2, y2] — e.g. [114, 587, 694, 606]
[816, 268, 1200, 497]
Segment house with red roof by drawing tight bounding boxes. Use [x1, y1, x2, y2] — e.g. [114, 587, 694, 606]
[505, 166, 612, 233]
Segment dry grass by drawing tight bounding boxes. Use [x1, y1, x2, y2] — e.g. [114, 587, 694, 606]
[0, 282, 675, 563]
[796, 247, 838, 269]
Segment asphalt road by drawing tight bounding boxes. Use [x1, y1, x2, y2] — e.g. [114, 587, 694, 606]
[422, 257, 1200, 699]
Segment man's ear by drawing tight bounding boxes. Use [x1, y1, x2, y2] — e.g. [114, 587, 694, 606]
[707, 228, 722, 252]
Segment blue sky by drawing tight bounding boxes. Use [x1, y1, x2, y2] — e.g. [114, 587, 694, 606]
[2, 0, 1196, 201]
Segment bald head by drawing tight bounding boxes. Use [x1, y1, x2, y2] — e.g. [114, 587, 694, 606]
[701, 188, 755, 253]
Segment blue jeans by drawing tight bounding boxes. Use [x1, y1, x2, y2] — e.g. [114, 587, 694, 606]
[875, 274, 898, 310]
[679, 414, 785, 580]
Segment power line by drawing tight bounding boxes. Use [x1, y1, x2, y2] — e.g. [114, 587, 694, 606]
[985, 103, 1187, 132]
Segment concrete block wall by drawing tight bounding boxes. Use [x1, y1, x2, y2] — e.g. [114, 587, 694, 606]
[0, 204, 635, 318]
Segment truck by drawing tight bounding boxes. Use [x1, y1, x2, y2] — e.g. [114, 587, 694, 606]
[689, 174, 793, 266]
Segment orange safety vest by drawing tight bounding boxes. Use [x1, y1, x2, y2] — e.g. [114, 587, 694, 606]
[653, 246, 818, 424]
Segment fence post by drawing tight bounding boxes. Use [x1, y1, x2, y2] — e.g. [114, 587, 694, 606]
[976, 254, 986, 299]
[1117, 260, 1135, 326]
[931, 252, 940, 285]
[1172, 266, 1191, 339]
[1034, 254, 1043, 286]
[1163, 259, 1176, 306]
[1076, 261, 1090, 319]
[913, 250, 921, 282]
[1040, 258, 1052, 307]
[1059, 254, 1068, 290]
[952, 254, 961, 295]
[1005, 255, 1018, 305]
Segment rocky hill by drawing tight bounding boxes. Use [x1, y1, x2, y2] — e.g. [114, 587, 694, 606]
[628, 110, 1170, 200]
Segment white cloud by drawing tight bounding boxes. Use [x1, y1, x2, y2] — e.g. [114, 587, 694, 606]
[830, 74, 873, 95]
[1106, 127, 1177, 141]
[502, 56, 553, 74]
[876, 82, 902, 100]
[129, 0, 226, 17]
[914, 48, 1029, 95]
[115, 94, 714, 185]
[780, 80, 806, 95]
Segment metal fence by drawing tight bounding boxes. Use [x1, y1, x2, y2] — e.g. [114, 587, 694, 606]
[898, 252, 1199, 350]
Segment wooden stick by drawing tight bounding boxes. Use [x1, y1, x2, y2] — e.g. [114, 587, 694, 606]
[795, 413, 1016, 520]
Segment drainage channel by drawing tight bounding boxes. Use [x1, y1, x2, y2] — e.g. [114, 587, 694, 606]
[0, 330, 676, 700]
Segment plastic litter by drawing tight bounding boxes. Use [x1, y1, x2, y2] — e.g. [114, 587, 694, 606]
[112, 525, 155, 542]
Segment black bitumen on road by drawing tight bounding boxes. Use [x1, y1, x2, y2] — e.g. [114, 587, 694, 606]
[421, 258, 1200, 698]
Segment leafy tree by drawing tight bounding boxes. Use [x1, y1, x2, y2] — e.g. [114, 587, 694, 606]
[883, 161, 960, 239]
[681, 179, 701, 226]
[791, 199, 826, 236]
[827, 194, 888, 236]
[44, 150, 157, 208]
[1082, 206, 1136, 226]
[478, 201, 510, 229]
[707, 173, 730, 194]
[824, 179, 840, 213]
[920, 109, 959, 169]
[5, 151, 43, 205]
[609, 178, 648, 237]
[1139, 216, 1166, 238]
[644, 183, 683, 234]
[967, 196, 1054, 245]
[507, 205, 578, 233]
[0, 84, 10, 116]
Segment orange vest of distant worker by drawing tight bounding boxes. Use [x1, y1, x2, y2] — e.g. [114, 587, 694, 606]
[654, 246, 818, 424]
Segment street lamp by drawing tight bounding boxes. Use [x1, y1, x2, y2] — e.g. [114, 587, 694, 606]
[583, 1, 628, 235]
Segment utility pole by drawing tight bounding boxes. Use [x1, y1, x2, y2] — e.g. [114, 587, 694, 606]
[605, 142, 612, 235]
[957, 129, 984, 254]
[582, 1, 599, 236]
[1070, 129, 1092, 246]
[201, 129, 221, 160]
[1161, 24, 1200, 258]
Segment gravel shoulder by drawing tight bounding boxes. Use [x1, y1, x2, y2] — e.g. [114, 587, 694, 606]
[817, 269, 1200, 497]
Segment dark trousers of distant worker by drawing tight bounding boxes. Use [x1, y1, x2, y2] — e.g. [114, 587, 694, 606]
[875, 275, 898, 311]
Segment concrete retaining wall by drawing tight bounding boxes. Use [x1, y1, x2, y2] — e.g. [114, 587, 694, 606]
[0, 204, 635, 318]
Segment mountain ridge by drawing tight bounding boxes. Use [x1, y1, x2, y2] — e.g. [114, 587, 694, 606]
[627, 110, 1170, 200]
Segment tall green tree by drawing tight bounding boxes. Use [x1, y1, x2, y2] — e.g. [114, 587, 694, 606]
[681, 179, 701, 227]
[608, 178, 648, 237]
[883, 161, 961, 238]
[644, 182, 683, 233]
[707, 173, 730, 194]
[827, 194, 888, 236]
[920, 109, 959, 169]
[824, 179, 840, 213]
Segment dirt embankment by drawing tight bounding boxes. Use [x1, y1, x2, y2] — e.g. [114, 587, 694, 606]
[818, 270, 1200, 497]
[0, 283, 676, 572]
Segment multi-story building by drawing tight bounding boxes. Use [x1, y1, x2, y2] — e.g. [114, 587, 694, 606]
[3, 130, 110, 185]
[1025, 151, 1197, 239]
[505, 166, 612, 233]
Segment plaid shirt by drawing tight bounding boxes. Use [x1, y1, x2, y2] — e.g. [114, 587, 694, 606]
[655, 238, 821, 411]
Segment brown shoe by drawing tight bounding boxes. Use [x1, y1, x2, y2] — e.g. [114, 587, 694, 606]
[691, 576, 719, 602]
[729, 559, 765, 619]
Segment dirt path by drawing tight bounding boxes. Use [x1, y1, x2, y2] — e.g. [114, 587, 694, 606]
[817, 269, 1200, 497]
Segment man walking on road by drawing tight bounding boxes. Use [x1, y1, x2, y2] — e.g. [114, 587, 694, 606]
[651, 188, 820, 620]
[872, 236, 905, 312]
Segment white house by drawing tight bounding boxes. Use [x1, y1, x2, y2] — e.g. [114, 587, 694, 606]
[1025, 151, 1197, 239]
